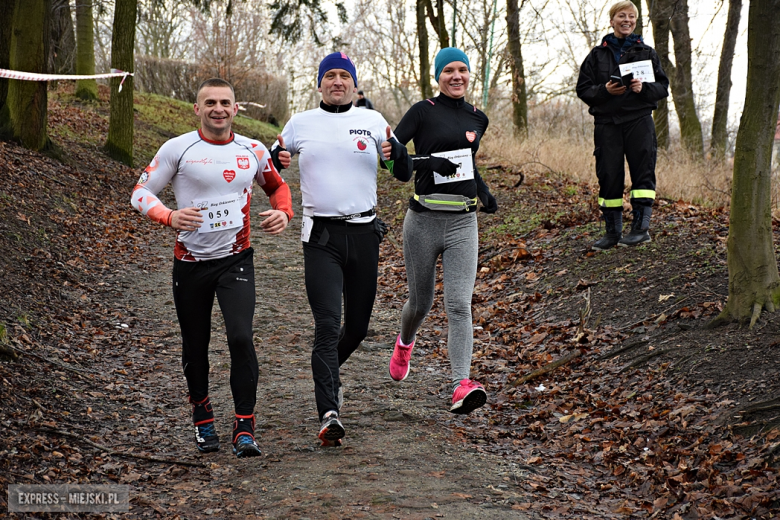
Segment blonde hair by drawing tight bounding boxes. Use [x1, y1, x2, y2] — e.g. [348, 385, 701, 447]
[609, 1, 638, 20]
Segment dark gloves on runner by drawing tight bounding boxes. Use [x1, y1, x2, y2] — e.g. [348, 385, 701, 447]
[413, 156, 459, 177]
[374, 218, 388, 243]
[478, 189, 498, 213]
[386, 137, 407, 161]
[270, 145, 287, 172]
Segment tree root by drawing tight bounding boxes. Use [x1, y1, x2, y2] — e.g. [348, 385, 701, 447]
[733, 417, 780, 438]
[4, 342, 95, 375]
[740, 397, 780, 415]
[39, 427, 208, 468]
[0, 343, 19, 361]
[706, 311, 730, 329]
[510, 350, 581, 387]
[749, 302, 762, 329]
[619, 348, 672, 373]
[597, 340, 649, 361]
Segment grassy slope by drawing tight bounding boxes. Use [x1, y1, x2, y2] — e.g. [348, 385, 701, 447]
[49, 84, 280, 167]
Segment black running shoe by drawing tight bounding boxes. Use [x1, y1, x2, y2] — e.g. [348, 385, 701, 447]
[194, 421, 220, 453]
[233, 434, 262, 458]
[318, 411, 345, 447]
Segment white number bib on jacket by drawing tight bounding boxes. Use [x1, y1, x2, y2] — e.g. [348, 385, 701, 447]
[431, 148, 474, 184]
[193, 193, 242, 233]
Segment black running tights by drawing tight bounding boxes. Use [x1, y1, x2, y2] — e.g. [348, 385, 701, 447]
[172, 248, 258, 416]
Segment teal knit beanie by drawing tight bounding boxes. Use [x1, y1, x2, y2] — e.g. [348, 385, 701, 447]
[434, 47, 471, 82]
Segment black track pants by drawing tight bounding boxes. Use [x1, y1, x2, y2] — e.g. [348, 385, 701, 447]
[594, 114, 657, 209]
[172, 248, 258, 416]
[303, 220, 380, 420]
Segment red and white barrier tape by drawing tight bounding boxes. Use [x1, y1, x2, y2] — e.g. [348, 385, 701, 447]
[0, 68, 134, 92]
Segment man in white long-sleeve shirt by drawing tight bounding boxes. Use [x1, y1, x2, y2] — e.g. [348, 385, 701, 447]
[271, 52, 411, 446]
[132, 78, 293, 458]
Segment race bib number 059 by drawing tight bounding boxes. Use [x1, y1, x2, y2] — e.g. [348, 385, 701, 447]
[192, 193, 243, 233]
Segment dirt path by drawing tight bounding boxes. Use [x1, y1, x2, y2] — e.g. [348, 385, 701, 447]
[127, 165, 534, 519]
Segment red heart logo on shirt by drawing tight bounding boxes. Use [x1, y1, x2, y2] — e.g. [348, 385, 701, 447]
[465, 131, 476, 143]
[223, 170, 236, 182]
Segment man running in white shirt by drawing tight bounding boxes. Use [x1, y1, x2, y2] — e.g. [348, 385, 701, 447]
[131, 78, 293, 457]
[271, 52, 411, 446]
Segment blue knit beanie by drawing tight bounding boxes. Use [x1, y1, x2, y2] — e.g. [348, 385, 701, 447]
[317, 52, 358, 88]
[434, 47, 470, 82]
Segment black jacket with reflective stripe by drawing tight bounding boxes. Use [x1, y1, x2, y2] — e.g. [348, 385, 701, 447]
[576, 34, 669, 125]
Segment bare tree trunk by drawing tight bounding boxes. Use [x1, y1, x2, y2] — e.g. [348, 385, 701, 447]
[6, 0, 51, 151]
[712, 0, 780, 328]
[104, 0, 136, 166]
[668, 0, 704, 156]
[0, 0, 15, 128]
[50, 0, 75, 74]
[417, 0, 433, 99]
[423, 0, 449, 49]
[436, 0, 448, 49]
[710, 0, 742, 160]
[506, 0, 527, 138]
[630, 0, 643, 36]
[648, 0, 671, 149]
[75, 0, 97, 100]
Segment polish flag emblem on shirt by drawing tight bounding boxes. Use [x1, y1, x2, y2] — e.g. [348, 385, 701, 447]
[223, 169, 236, 182]
[236, 156, 250, 169]
[466, 131, 476, 143]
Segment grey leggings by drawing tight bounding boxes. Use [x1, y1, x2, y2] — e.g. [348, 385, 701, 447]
[400, 209, 478, 384]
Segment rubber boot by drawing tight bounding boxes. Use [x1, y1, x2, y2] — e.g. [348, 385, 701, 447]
[591, 210, 623, 251]
[619, 206, 652, 246]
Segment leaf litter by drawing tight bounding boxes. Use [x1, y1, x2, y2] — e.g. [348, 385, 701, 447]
[0, 84, 778, 518]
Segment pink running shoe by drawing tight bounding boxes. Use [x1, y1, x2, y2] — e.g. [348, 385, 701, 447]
[449, 379, 487, 414]
[389, 334, 414, 381]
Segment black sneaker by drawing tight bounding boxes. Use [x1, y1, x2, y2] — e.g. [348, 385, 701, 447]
[318, 411, 345, 447]
[194, 421, 220, 453]
[233, 434, 262, 458]
[191, 396, 219, 453]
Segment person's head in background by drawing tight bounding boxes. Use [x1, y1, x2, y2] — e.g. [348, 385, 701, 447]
[317, 52, 358, 106]
[609, 1, 638, 39]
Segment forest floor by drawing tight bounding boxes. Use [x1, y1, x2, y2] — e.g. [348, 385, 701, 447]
[0, 85, 779, 519]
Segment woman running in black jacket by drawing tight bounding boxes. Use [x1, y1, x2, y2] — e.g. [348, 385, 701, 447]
[388, 47, 498, 415]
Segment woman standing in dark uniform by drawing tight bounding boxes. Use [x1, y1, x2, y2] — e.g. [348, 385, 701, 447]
[387, 47, 497, 415]
[576, 0, 668, 250]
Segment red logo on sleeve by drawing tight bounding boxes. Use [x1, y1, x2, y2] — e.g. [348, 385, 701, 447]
[465, 131, 476, 143]
[236, 156, 250, 169]
[223, 170, 236, 182]
[145, 156, 159, 173]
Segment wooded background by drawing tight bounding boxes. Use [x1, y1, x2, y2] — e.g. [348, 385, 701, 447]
[0, 0, 779, 325]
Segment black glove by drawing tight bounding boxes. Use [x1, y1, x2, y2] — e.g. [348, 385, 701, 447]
[478, 190, 498, 213]
[386, 137, 407, 161]
[270, 145, 287, 171]
[374, 218, 388, 243]
[427, 156, 459, 177]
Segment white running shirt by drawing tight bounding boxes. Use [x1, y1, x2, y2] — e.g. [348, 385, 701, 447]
[277, 106, 396, 222]
[132, 130, 292, 261]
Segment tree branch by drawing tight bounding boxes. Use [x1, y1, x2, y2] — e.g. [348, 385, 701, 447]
[510, 349, 582, 387]
[39, 427, 208, 468]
